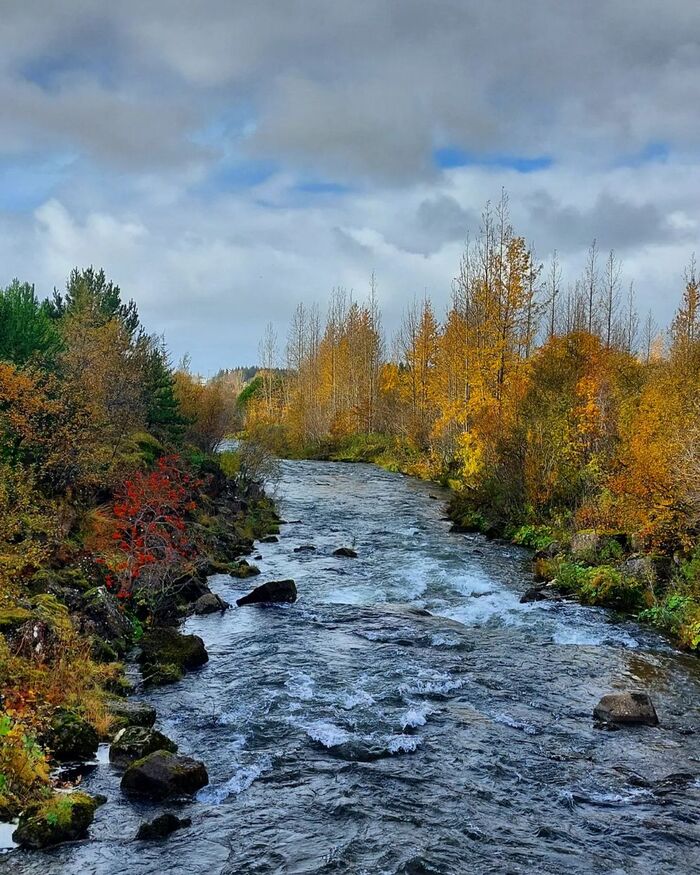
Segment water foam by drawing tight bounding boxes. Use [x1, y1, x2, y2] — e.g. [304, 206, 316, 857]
[196, 756, 272, 804]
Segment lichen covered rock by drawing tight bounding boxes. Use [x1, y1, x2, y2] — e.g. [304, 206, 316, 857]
[109, 726, 178, 768]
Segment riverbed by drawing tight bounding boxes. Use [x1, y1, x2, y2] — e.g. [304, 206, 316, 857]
[5, 460, 700, 874]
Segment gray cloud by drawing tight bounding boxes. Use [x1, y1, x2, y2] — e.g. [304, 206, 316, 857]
[0, 2, 698, 370]
[384, 195, 477, 256]
[525, 190, 693, 253]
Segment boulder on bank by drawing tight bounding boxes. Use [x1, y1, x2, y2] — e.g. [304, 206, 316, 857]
[13, 792, 100, 849]
[136, 812, 192, 841]
[106, 697, 157, 733]
[121, 750, 209, 800]
[78, 585, 133, 652]
[236, 579, 297, 607]
[138, 627, 208, 686]
[593, 692, 659, 727]
[333, 547, 358, 558]
[44, 708, 99, 762]
[260, 535, 278, 543]
[570, 530, 600, 562]
[193, 592, 230, 615]
[109, 726, 178, 768]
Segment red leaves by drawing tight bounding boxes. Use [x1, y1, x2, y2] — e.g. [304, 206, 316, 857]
[108, 455, 201, 599]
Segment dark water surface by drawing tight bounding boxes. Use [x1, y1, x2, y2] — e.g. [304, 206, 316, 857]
[4, 461, 700, 874]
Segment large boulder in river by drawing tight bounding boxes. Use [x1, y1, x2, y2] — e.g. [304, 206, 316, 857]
[109, 726, 178, 768]
[121, 750, 208, 800]
[193, 592, 230, 614]
[333, 547, 358, 558]
[236, 579, 297, 607]
[13, 791, 101, 849]
[138, 627, 208, 686]
[593, 692, 659, 726]
[106, 697, 156, 733]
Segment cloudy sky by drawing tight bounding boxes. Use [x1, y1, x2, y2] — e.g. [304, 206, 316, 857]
[1, 1, 698, 372]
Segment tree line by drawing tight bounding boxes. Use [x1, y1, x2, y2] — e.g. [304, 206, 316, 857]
[243, 193, 700, 649]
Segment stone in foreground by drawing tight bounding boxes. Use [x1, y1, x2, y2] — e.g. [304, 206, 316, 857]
[109, 726, 178, 768]
[593, 692, 659, 726]
[236, 579, 297, 606]
[13, 792, 100, 848]
[121, 750, 208, 800]
[136, 812, 192, 840]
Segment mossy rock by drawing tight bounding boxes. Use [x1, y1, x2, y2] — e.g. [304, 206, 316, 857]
[138, 627, 208, 677]
[229, 561, 261, 579]
[109, 726, 177, 768]
[106, 697, 156, 734]
[44, 708, 99, 762]
[0, 606, 32, 632]
[121, 750, 209, 800]
[142, 662, 184, 688]
[13, 792, 100, 849]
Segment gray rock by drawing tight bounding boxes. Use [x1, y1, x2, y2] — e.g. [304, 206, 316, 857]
[106, 698, 156, 732]
[109, 726, 177, 768]
[236, 579, 297, 607]
[333, 547, 358, 558]
[193, 592, 230, 614]
[593, 692, 659, 726]
[570, 531, 600, 561]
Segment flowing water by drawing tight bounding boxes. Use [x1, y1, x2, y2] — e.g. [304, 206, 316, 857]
[4, 461, 700, 874]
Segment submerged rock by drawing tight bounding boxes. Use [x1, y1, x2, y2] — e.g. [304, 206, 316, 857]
[333, 547, 358, 558]
[520, 584, 561, 604]
[121, 750, 208, 800]
[193, 592, 230, 614]
[136, 812, 192, 841]
[294, 544, 316, 553]
[44, 708, 98, 762]
[236, 579, 297, 606]
[593, 692, 659, 727]
[106, 697, 157, 733]
[109, 726, 178, 768]
[13, 792, 100, 849]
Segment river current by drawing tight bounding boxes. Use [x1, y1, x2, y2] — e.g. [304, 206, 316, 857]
[4, 460, 700, 874]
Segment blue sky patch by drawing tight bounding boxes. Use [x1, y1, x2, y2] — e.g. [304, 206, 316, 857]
[434, 147, 552, 173]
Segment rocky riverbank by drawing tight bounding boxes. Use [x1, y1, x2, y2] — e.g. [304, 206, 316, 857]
[0, 453, 281, 850]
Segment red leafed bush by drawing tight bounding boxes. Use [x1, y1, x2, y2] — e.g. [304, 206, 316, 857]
[109, 455, 201, 605]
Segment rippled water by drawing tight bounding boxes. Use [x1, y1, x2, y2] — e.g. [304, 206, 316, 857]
[5, 461, 700, 874]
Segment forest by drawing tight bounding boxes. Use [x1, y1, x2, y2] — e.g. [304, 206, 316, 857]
[0, 268, 277, 838]
[241, 195, 700, 653]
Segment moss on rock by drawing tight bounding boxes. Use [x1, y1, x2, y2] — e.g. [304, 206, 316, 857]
[12, 791, 100, 849]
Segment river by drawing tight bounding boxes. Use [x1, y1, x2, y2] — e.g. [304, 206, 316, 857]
[5, 460, 700, 874]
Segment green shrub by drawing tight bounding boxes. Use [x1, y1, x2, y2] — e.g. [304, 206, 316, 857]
[580, 566, 646, 612]
[512, 524, 556, 551]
